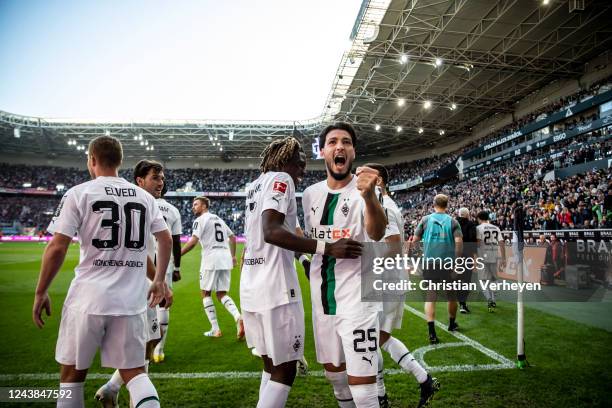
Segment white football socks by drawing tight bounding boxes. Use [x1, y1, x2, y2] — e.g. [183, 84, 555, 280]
[256, 380, 291, 408]
[381, 337, 428, 383]
[203, 297, 220, 331]
[108, 370, 124, 392]
[376, 347, 386, 398]
[156, 307, 170, 353]
[324, 370, 355, 408]
[126, 373, 159, 408]
[57, 382, 84, 408]
[259, 370, 271, 398]
[220, 295, 241, 322]
[348, 383, 378, 408]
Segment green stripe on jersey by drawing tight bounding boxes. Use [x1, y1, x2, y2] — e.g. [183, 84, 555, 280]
[320, 193, 339, 225]
[320, 192, 339, 314]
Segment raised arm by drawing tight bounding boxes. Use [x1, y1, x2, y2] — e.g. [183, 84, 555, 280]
[356, 167, 387, 241]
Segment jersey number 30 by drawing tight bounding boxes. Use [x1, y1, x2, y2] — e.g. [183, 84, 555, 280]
[91, 201, 146, 250]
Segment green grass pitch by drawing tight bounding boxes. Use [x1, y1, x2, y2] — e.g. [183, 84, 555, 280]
[0, 242, 611, 407]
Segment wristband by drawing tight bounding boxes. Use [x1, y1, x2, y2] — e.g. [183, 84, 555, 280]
[315, 240, 326, 255]
[299, 254, 310, 264]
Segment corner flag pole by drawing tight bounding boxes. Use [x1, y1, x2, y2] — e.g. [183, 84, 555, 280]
[513, 204, 528, 368]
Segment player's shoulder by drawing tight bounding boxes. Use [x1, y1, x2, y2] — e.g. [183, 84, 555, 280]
[383, 195, 400, 210]
[264, 171, 294, 186]
[303, 180, 326, 196]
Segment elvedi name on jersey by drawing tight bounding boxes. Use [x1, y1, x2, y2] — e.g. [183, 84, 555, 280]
[104, 187, 136, 197]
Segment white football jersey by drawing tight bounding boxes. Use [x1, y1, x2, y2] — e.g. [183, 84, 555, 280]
[476, 223, 503, 263]
[47, 176, 168, 315]
[147, 198, 182, 268]
[192, 212, 233, 271]
[302, 175, 382, 316]
[241, 171, 302, 312]
[383, 195, 403, 242]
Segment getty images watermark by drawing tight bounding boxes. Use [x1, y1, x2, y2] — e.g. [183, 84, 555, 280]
[356, 241, 610, 303]
[370, 253, 542, 293]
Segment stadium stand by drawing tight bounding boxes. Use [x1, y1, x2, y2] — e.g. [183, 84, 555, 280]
[1, 77, 611, 237]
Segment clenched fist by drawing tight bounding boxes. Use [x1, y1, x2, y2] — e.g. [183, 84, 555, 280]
[355, 166, 379, 198]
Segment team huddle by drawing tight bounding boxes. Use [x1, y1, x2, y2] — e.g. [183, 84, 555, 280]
[31, 122, 507, 408]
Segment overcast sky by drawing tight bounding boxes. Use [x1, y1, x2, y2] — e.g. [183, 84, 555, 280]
[0, 0, 362, 121]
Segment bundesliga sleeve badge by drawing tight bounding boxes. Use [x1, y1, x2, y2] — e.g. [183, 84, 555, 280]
[272, 181, 288, 195]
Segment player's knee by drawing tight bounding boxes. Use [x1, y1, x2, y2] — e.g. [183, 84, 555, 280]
[270, 361, 296, 386]
[216, 291, 226, 301]
[347, 375, 376, 386]
[323, 362, 346, 372]
[59, 365, 87, 383]
[379, 330, 390, 345]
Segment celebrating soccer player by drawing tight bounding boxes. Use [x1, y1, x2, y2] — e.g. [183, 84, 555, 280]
[364, 163, 439, 408]
[302, 123, 388, 408]
[242, 136, 362, 408]
[33, 136, 172, 408]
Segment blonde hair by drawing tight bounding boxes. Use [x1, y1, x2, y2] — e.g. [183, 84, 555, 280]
[433, 194, 449, 209]
[260, 137, 301, 173]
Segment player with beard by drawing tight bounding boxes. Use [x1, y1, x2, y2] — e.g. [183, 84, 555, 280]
[302, 123, 388, 408]
[363, 163, 439, 408]
[242, 136, 362, 408]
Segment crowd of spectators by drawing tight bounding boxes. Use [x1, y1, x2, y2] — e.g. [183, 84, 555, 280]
[0, 197, 58, 231]
[460, 75, 612, 153]
[397, 135, 612, 237]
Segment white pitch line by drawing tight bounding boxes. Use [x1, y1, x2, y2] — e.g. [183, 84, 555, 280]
[0, 370, 410, 381]
[0, 305, 515, 382]
[403, 304, 515, 369]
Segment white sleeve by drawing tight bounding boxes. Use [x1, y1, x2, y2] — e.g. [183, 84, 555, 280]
[223, 219, 234, 237]
[192, 218, 203, 238]
[384, 208, 401, 239]
[476, 226, 483, 241]
[150, 198, 168, 234]
[261, 173, 294, 216]
[170, 208, 182, 235]
[47, 189, 81, 238]
[301, 189, 311, 235]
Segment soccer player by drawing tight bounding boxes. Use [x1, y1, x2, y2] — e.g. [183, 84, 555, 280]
[456, 207, 478, 314]
[409, 194, 463, 344]
[32, 136, 171, 408]
[243, 136, 362, 408]
[153, 183, 183, 362]
[364, 163, 439, 408]
[302, 123, 388, 408]
[181, 196, 243, 338]
[476, 210, 506, 311]
[95, 159, 177, 405]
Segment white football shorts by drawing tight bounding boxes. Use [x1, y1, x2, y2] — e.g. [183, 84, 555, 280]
[379, 299, 405, 334]
[313, 311, 380, 377]
[243, 301, 305, 366]
[55, 306, 147, 370]
[199, 269, 231, 291]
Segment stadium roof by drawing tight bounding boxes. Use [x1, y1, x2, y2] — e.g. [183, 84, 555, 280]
[1, 0, 611, 160]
